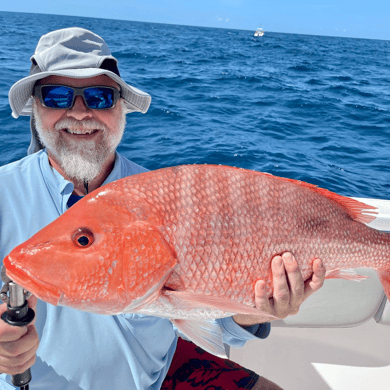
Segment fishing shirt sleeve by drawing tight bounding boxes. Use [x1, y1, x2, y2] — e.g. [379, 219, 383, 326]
[217, 318, 271, 347]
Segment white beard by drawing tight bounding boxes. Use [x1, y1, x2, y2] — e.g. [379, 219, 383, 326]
[33, 102, 126, 184]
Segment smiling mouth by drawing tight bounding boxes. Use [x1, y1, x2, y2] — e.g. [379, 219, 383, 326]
[63, 128, 99, 135]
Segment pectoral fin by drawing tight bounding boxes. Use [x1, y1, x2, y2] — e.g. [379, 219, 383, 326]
[167, 291, 277, 357]
[171, 318, 228, 358]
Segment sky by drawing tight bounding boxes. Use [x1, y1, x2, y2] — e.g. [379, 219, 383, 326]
[1, 0, 390, 40]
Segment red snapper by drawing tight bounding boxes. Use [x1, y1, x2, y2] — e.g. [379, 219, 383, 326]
[4, 165, 389, 356]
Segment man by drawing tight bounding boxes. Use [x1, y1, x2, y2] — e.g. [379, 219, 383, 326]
[0, 28, 325, 389]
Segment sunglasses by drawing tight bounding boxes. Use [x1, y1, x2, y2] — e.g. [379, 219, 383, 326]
[33, 85, 121, 110]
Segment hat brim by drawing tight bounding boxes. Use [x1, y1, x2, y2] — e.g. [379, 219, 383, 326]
[9, 68, 151, 118]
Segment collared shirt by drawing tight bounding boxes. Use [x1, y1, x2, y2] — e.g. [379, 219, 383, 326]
[0, 150, 267, 390]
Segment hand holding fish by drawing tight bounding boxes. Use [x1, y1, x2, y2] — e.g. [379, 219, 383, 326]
[0, 296, 38, 375]
[233, 254, 326, 326]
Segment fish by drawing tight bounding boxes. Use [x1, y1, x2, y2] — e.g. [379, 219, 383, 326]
[3, 164, 390, 356]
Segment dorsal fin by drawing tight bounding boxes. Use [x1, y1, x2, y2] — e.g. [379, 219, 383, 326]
[278, 176, 378, 224]
[175, 165, 378, 225]
[211, 165, 378, 225]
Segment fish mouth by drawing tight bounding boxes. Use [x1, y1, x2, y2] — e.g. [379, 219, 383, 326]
[4, 256, 62, 306]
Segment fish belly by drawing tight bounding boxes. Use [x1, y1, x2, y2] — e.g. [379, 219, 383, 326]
[136, 298, 235, 320]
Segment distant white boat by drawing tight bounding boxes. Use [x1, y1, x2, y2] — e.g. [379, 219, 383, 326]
[254, 27, 264, 37]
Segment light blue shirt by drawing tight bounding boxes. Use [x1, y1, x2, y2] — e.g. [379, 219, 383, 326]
[0, 150, 263, 390]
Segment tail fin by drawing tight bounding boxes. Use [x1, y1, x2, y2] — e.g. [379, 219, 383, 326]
[325, 268, 369, 281]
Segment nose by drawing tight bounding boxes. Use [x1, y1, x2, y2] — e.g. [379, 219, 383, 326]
[66, 96, 93, 120]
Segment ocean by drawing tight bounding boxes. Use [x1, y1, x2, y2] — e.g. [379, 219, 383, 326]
[1, 11, 389, 199]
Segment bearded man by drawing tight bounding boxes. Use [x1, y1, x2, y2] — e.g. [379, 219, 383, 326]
[0, 28, 325, 390]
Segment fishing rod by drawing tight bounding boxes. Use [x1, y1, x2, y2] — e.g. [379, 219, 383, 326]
[1, 266, 35, 390]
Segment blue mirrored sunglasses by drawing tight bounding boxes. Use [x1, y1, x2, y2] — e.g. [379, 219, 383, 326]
[33, 85, 121, 110]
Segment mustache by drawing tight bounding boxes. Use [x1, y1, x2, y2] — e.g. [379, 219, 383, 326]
[54, 118, 107, 132]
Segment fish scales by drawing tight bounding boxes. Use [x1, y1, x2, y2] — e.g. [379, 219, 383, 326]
[91, 165, 385, 307]
[153, 167, 273, 303]
[4, 164, 390, 318]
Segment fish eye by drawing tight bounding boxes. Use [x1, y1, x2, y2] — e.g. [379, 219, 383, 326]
[72, 228, 94, 248]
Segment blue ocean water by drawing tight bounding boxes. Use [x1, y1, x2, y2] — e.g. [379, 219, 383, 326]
[1, 11, 389, 199]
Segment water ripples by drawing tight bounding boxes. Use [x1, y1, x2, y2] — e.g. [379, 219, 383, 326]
[0, 11, 389, 199]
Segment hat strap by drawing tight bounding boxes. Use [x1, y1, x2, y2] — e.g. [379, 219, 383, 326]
[28, 112, 45, 155]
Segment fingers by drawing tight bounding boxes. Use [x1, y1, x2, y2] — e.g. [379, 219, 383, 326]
[252, 255, 292, 320]
[235, 279, 279, 326]
[303, 258, 326, 299]
[0, 354, 36, 376]
[234, 279, 277, 326]
[269, 253, 304, 318]
[269, 255, 290, 317]
[1, 325, 38, 357]
[0, 303, 28, 344]
[0, 294, 37, 340]
[252, 254, 298, 320]
[252, 280, 278, 322]
[254, 280, 271, 312]
[256, 253, 325, 321]
[238, 252, 326, 325]
[0, 295, 39, 375]
[0, 325, 38, 375]
[281, 252, 305, 312]
[236, 254, 326, 327]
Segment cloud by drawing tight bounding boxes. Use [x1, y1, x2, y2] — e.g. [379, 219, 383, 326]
[213, 15, 230, 22]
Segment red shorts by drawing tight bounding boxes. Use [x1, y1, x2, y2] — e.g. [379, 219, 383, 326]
[161, 338, 259, 390]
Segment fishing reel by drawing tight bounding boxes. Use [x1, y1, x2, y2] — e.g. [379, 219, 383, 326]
[0, 265, 35, 390]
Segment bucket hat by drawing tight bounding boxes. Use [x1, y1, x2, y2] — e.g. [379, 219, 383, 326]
[9, 27, 151, 119]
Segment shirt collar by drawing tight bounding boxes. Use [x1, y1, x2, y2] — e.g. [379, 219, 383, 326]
[39, 149, 122, 214]
[101, 152, 122, 185]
